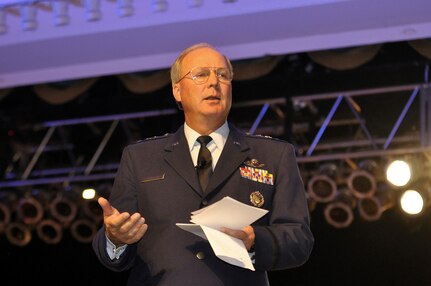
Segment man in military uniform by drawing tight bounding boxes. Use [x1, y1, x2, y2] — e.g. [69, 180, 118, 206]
[93, 43, 314, 286]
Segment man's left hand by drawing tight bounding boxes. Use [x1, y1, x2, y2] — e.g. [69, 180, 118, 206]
[221, 225, 255, 251]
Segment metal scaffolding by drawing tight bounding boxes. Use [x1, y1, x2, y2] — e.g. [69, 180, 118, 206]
[1, 82, 430, 189]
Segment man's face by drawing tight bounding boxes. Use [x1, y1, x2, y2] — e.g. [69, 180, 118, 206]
[173, 47, 232, 126]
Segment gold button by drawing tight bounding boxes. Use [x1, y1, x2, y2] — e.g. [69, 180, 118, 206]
[196, 251, 205, 260]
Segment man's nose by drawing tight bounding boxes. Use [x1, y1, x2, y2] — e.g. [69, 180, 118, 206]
[207, 69, 220, 85]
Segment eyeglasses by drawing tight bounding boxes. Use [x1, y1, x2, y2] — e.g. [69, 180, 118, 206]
[176, 67, 233, 84]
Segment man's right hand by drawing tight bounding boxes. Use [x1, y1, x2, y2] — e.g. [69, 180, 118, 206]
[98, 197, 148, 246]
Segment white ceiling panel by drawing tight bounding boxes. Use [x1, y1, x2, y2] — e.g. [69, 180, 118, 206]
[0, 0, 430, 89]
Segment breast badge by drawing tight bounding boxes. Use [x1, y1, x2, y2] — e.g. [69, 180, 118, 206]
[250, 191, 264, 207]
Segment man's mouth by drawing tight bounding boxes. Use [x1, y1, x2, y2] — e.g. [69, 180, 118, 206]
[204, 96, 220, 100]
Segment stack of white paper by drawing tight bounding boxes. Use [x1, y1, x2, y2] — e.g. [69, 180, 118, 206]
[176, 196, 268, 271]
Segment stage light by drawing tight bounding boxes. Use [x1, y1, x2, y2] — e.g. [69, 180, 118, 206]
[347, 169, 376, 199]
[49, 195, 78, 226]
[386, 159, 412, 187]
[17, 196, 44, 225]
[357, 185, 395, 221]
[82, 188, 96, 200]
[307, 162, 339, 203]
[36, 219, 63, 244]
[399, 179, 430, 216]
[400, 190, 424, 215]
[324, 201, 354, 228]
[323, 190, 356, 228]
[307, 174, 337, 203]
[5, 222, 32, 247]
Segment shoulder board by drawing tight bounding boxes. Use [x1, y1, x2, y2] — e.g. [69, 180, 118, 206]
[245, 133, 283, 141]
[137, 133, 170, 143]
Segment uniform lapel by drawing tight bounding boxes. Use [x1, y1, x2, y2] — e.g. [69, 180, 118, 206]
[163, 126, 202, 196]
[206, 125, 250, 194]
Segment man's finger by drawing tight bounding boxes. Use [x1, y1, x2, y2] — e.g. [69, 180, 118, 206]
[98, 197, 116, 217]
[220, 227, 244, 239]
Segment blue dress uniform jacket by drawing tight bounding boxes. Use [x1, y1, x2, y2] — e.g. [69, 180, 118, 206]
[93, 124, 314, 286]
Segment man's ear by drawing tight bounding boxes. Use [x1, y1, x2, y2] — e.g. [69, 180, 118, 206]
[173, 83, 181, 102]
[172, 84, 183, 110]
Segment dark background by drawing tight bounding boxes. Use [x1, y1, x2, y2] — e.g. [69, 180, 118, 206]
[1, 206, 430, 286]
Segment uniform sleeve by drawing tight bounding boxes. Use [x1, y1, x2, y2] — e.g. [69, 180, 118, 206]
[92, 146, 140, 272]
[253, 143, 314, 270]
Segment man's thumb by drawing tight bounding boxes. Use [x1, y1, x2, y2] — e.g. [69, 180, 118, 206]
[98, 197, 115, 216]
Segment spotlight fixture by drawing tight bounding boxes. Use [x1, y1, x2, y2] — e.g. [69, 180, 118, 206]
[307, 162, 340, 203]
[323, 189, 356, 228]
[5, 222, 32, 247]
[357, 186, 395, 221]
[36, 219, 63, 244]
[49, 195, 78, 226]
[399, 180, 431, 216]
[82, 187, 96, 200]
[385, 159, 412, 187]
[324, 201, 354, 228]
[400, 189, 425, 215]
[307, 174, 337, 203]
[347, 170, 376, 199]
[17, 196, 44, 225]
